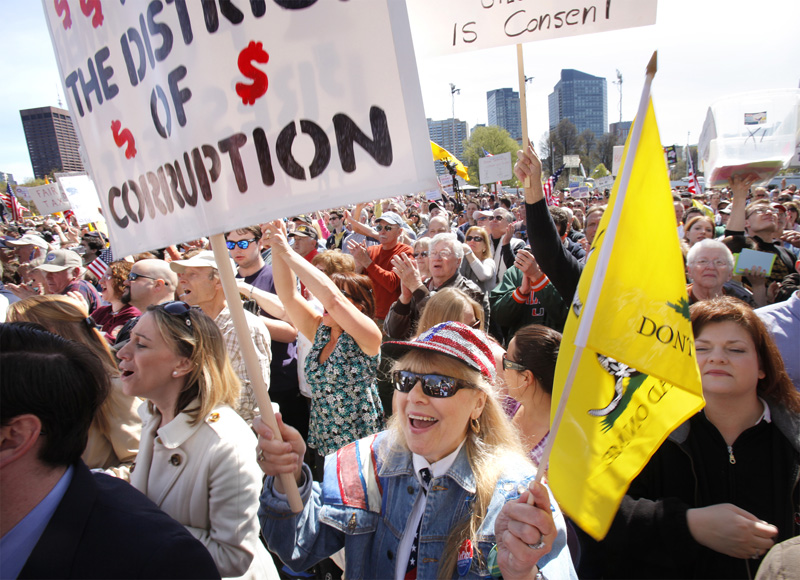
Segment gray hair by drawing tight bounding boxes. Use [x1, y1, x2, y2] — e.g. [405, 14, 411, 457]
[686, 239, 734, 270]
[493, 208, 513, 223]
[430, 232, 463, 260]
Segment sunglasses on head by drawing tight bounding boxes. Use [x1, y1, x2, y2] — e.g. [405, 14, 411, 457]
[391, 370, 473, 398]
[374, 224, 395, 232]
[502, 356, 527, 372]
[226, 238, 258, 250]
[158, 300, 200, 327]
[465, 236, 484, 242]
[127, 272, 157, 282]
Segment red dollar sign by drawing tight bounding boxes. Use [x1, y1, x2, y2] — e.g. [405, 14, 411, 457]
[236, 41, 269, 106]
[111, 120, 137, 160]
[79, 0, 104, 28]
[54, 0, 72, 30]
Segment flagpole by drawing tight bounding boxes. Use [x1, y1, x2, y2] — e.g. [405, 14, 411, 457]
[516, 44, 531, 188]
[209, 233, 304, 512]
[535, 51, 658, 483]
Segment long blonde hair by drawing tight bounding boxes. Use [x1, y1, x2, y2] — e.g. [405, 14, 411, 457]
[386, 350, 529, 578]
[7, 295, 119, 435]
[146, 305, 240, 424]
[415, 287, 484, 336]
[465, 226, 492, 260]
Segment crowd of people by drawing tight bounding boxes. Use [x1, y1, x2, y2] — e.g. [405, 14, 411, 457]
[1, 145, 799, 579]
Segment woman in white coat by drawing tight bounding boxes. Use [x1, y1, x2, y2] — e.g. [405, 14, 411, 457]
[117, 301, 279, 580]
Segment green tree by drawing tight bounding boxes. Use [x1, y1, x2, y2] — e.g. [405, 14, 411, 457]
[591, 164, 610, 178]
[462, 126, 522, 187]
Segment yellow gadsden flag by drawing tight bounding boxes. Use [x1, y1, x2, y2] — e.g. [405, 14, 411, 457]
[430, 141, 469, 181]
[548, 99, 705, 540]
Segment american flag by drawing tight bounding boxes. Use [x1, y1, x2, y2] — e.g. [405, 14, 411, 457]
[543, 164, 565, 206]
[686, 153, 702, 197]
[1, 182, 24, 222]
[86, 248, 114, 280]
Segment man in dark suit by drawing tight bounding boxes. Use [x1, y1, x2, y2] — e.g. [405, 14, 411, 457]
[0, 323, 220, 579]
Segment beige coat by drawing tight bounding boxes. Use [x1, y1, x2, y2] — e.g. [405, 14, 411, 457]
[131, 403, 278, 580]
[82, 377, 141, 478]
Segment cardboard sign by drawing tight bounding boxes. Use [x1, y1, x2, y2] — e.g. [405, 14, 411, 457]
[26, 183, 72, 214]
[407, 0, 658, 57]
[43, 1, 437, 257]
[478, 152, 512, 184]
[55, 173, 104, 225]
[612, 146, 625, 176]
[595, 175, 615, 191]
[438, 174, 454, 196]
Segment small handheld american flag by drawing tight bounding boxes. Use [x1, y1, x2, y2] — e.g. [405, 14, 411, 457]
[543, 165, 565, 206]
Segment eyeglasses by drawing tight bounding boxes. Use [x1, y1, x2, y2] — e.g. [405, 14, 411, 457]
[374, 224, 396, 232]
[127, 272, 157, 282]
[476, 216, 491, 222]
[465, 236, 484, 242]
[391, 370, 473, 398]
[748, 207, 775, 216]
[413, 251, 428, 259]
[502, 356, 527, 372]
[226, 238, 258, 250]
[428, 250, 453, 259]
[693, 259, 729, 268]
[158, 300, 199, 327]
[490, 215, 506, 222]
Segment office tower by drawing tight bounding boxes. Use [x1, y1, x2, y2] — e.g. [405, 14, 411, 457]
[548, 70, 608, 136]
[487, 88, 522, 142]
[20, 106, 84, 179]
[610, 121, 632, 144]
[427, 117, 469, 161]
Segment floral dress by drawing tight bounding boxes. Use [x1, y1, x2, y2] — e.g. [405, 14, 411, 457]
[304, 325, 385, 456]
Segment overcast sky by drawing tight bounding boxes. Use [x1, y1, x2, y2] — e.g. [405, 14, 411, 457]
[2, 0, 798, 182]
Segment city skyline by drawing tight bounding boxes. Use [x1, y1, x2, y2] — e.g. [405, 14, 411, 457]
[1, 1, 799, 183]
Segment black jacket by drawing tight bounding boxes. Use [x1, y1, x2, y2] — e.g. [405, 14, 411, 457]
[19, 461, 219, 579]
[578, 401, 800, 579]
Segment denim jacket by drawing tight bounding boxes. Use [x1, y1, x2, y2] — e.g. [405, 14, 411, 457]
[260, 431, 577, 579]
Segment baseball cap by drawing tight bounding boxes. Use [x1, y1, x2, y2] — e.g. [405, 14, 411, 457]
[382, 321, 497, 384]
[37, 249, 83, 272]
[291, 215, 313, 225]
[169, 250, 219, 273]
[375, 211, 405, 227]
[6, 233, 49, 250]
[289, 224, 319, 240]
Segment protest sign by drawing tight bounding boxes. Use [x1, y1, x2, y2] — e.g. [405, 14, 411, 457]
[26, 182, 72, 215]
[478, 152, 512, 184]
[595, 175, 615, 191]
[55, 173, 104, 225]
[407, 0, 658, 57]
[425, 189, 443, 201]
[43, 0, 437, 257]
[438, 174, 454, 196]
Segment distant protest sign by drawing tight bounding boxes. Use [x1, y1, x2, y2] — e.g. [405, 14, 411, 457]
[407, 0, 657, 57]
[478, 152, 512, 184]
[43, 1, 436, 256]
[438, 174, 454, 196]
[26, 183, 71, 215]
[56, 173, 104, 225]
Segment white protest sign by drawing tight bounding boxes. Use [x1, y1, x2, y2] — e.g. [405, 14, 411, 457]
[595, 175, 615, 191]
[612, 146, 625, 176]
[407, 0, 658, 57]
[570, 185, 590, 198]
[438, 174, 454, 195]
[425, 189, 443, 201]
[43, 1, 437, 257]
[26, 183, 72, 214]
[563, 155, 581, 168]
[55, 173, 104, 225]
[478, 152, 512, 184]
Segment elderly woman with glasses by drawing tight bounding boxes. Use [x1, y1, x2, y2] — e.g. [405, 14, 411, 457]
[686, 239, 756, 307]
[117, 303, 279, 579]
[257, 322, 577, 580]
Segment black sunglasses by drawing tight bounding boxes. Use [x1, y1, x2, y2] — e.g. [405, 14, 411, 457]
[374, 224, 395, 232]
[391, 370, 473, 398]
[413, 251, 428, 258]
[502, 356, 527, 372]
[465, 236, 484, 242]
[226, 238, 258, 250]
[127, 272, 157, 282]
[158, 300, 200, 327]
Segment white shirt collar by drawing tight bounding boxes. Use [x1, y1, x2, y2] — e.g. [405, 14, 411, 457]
[756, 396, 772, 424]
[411, 438, 466, 484]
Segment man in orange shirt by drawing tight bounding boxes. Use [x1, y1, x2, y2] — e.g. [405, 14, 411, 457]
[347, 211, 412, 327]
